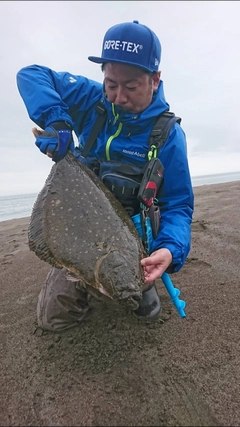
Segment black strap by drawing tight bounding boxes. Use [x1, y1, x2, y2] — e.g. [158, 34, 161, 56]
[105, 182, 139, 197]
[149, 111, 181, 151]
[81, 102, 107, 157]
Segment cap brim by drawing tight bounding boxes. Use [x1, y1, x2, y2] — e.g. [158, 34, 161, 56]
[88, 56, 106, 64]
[88, 56, 152, 72]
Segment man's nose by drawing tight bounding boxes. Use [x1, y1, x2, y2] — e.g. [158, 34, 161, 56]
[114, 88, 128, 105]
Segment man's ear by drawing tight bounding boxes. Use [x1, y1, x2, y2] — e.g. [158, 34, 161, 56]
[103, 81, 108, 98]
[153, 71, 161, 90]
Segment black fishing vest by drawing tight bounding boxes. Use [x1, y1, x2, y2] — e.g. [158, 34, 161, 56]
[81, 102, 181, 216]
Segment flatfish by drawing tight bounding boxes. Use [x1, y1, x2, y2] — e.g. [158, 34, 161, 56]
[28, 152, 146, 309]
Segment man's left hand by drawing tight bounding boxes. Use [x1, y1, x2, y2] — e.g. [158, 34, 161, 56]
[141, 248, 172, 284]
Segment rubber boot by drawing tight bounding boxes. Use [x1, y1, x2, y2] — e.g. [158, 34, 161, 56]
[133, 282, 161, 319]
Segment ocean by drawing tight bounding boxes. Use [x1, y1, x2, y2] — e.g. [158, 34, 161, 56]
[0, 171, 240, 223]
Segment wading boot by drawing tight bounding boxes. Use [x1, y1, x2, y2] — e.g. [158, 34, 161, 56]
[133, 282, 161, 319]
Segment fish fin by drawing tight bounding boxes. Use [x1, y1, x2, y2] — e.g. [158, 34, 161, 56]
[65, 272, 80, 282]
[98, 283, 113, 299]
[94, 239, 116, 297]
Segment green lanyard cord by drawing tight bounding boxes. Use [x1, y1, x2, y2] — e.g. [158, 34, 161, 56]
[148, 144, 158, 160]
[112, 104, 119, 125]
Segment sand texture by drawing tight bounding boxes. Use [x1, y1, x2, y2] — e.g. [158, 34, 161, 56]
[0, 181, 239, 426]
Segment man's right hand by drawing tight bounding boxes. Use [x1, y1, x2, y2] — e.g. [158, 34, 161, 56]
[32, 121, 73, 163]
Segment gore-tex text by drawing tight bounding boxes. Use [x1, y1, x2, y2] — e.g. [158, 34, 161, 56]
[104, 40, 142, 53]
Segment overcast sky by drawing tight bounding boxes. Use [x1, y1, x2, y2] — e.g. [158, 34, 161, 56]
[1, 1, 240, 196]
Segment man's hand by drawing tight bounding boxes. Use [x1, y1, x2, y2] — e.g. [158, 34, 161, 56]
[32, 121, 73, 162]
[141, 248, 173, 284]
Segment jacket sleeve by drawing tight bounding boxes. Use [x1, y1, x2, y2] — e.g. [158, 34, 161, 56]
[151, 123, 194, 272]
[16, 64, 102, 130]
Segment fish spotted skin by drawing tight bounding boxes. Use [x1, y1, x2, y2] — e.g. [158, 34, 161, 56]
[28, 152, 146, 309]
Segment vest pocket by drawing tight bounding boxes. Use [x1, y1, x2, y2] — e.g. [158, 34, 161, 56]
[98, 160, 144, 216]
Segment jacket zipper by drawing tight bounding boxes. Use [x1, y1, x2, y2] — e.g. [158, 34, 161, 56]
[105, 122, 123, 160]
[105, 104, 123, 160]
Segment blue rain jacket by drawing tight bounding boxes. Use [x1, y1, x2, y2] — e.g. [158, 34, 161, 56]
[17, 64, 194, 272]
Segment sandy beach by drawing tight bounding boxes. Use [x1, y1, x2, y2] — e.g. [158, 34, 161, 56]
[0, 181, 239, 427]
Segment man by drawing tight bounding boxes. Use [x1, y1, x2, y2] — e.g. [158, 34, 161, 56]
[16, 20, 194, 331]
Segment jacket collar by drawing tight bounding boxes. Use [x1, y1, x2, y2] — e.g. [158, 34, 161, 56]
[101, 80, 170, 134]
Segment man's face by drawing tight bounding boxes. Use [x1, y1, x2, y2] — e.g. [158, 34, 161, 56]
[104, 63, 161, 114]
